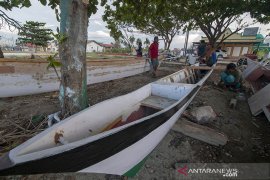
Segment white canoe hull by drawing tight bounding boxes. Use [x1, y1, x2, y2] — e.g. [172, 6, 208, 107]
[79, 85, 198, 175]
[0, 60, 150, 97]
[0, 66, 213, 176]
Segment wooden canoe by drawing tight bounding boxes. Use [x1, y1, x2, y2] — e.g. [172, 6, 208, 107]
[0, 59, 150, 98]
[0, 66, 213, 177]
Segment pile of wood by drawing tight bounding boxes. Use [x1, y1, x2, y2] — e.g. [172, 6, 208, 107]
[172, 107, 228, 146]
[0, 115, 48, 156]
[242, 58, 270, 121]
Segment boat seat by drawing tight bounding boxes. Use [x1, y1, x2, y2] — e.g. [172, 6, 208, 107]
[141, 95, 177, 110]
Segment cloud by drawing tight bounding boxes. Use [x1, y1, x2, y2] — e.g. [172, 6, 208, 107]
[88, 30, 114, 43]
[0, 1, 268, 49]
[93, 20, 103, 26]
[168, 33, 201, 49]
[88, 30, 110, 38]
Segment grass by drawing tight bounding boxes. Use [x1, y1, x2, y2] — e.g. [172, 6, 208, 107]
[86, 52, 133, 60]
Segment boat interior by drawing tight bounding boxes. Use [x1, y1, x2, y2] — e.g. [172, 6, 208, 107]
[158, 67, 209, 84]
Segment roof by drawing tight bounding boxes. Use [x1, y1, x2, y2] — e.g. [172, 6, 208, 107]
[201, 28, 264, 44]
[253, 43, 270, 50]
[256, 34, 264, 39]
[87, 40, 114, 48]
[22, 43, 35, 48]
[100, 43, 114, 48]
[87, 40, 102, 44]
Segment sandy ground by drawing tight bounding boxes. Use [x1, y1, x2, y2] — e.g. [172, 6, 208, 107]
[1, 65, 270, 180]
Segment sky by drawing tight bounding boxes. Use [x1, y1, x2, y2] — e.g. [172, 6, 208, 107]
[0, 1, 269, 49]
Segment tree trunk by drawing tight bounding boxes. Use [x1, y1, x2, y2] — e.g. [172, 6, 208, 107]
[163, 39, 167, 50]
[167, 38, 173, 50]
[0, 47, 4, 58]
[205, 40, 215, 63]
[59, 0, 89, 118]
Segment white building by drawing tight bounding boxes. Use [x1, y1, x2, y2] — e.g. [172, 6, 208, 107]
[47, 40, 58, 52]
[86, 40, 103, 52]
[86, 40, 113, 52]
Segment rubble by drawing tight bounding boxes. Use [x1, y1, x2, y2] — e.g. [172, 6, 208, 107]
[189, 106, 217, 124]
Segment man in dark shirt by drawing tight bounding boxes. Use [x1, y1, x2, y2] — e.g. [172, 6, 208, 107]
[136, 42, 143, 57]
[197, 40, 206, 63]
[149, 36, 159, 77]
[198, 40, 206, 57]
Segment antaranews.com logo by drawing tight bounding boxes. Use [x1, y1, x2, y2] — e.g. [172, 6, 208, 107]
[175, 163, 270, 179]
[178, 165, 238, 177]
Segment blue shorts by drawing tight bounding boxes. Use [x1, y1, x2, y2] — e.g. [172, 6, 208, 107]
[151, 59, 159, 70]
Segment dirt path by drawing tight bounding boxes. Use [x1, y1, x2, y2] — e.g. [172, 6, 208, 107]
[1, 67, 270, 180]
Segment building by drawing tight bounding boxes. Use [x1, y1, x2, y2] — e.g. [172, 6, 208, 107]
[86, 40, 114, 52]
[201, 28, 264, 57]
[20, 43, 44, 52]
[253, 42, 270, 52]
[47, 40, 58, 52]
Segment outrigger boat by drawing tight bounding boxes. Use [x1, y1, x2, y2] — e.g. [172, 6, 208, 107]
[0, 66, 213, 177]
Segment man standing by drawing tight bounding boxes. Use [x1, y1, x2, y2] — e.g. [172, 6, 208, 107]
[149, 36, 159, 77]
[136, 42, 143, 57]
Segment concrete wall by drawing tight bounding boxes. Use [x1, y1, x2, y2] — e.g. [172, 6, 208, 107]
[86, 42, 104, 52]
[221, 44, 253, 57]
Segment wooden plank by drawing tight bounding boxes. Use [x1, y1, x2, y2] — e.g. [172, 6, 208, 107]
[161, 61, 185, 65]
[248, 84, 270, 116]
[188, 66, 224, 70]
[187, 68, 195, 83]
[141, 95, 177, 110]
[0, 66, 15, 74]
[101, 116, 122, 132]
[246, 67, 264, 82]
[183, 69, 190, 83]
[217, 61, 235, 65]
[172, 119, 228, 146]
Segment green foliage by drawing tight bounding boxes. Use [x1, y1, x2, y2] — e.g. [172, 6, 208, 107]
[0, 0, 34, 30]
[136, 38, 142, 45]
[17, 21, 53, 48]
[47, 53, 61, 80]
[103, 0, 185, 50]
[248, 0, 270, 24]
[176, 0, 252, 50]
[37, 0, 104, 17]
[47, 53, 61, 69]
[87, 0, 99, 17]
[110, 48, 130, 54]
[53, 32, 68, 44]
[257, 49, 270, 59]
[144, 38, 150, 46]
[36, 0, 59, 9]
[0, 0, 32, 10]
[0, 0, 103, 20]
[129, 35, 135, 46]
